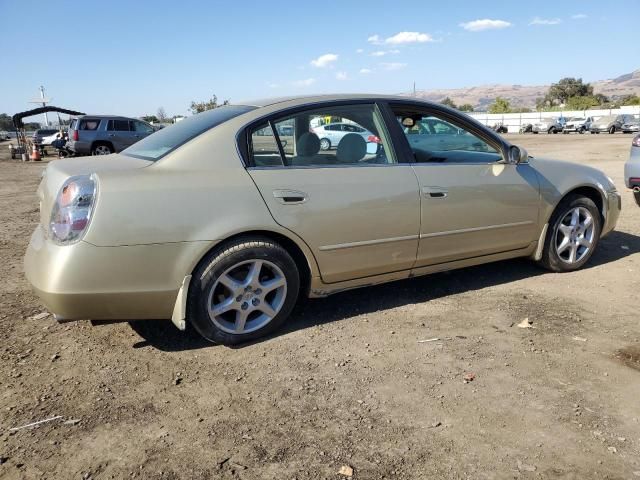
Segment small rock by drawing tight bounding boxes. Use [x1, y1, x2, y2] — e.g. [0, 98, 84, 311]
[517, 460, 536, 472]
[64, 419, 81, 426]
[430, 421, 442, 428]
[607, 446, 617, 453]
[517, 318, 533, 329]
[390, 331, 395, 335]
[338, 465, 354, 477]
[0, 456, 7, 465]
[617, 437, 626, 442]
[463, 372, 476, 383]
[30, 312, 50, 321]
[50, 354, 59, 361]
[174, 377, 182, 385]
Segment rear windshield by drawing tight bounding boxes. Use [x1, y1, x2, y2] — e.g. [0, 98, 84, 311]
[122, 105, 256, 161]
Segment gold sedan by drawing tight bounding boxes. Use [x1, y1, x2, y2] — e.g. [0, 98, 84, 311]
[24, 95, 621, 344]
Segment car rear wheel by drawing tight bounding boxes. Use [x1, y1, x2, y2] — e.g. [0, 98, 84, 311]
[538, 194, 601, 272]
[187, 237, 300, 345]
[608, 126, 616, 134]
[319, 138, 331, 150]
[91, 143, 113, 155]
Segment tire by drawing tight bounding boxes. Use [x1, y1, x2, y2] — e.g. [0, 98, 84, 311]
[608, 126, 615, 134]
[635, 191, 640, 208]
[537, 194, 601, 272]
[533, 131, 539, 135]
[578, 127, 585, 134]
[91, 142, 113, 155]
[319, 138, 331, 151]
[187, 237, 300, 345]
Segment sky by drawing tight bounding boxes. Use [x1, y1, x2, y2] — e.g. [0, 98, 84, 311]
[0, 0, 637, 119]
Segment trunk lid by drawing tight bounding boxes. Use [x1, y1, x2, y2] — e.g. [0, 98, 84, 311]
[38, 154, 152, 229]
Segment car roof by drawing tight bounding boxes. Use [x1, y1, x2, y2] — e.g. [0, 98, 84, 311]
[73, 115, 146, 120]
[236, 93, 433, 108]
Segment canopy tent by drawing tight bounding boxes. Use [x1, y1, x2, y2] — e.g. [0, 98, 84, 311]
[12, 106, 85, 129]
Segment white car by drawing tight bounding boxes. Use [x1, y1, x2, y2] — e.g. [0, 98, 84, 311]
[532, 118, 563, 134]
[40, 131, 64, 146]
[313, 122, 378, 151]
[562, 117, 594, 134]
[0, 131, 10, 141]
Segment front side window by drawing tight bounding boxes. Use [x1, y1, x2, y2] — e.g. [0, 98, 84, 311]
[391, 106, 502, 164]
[133, 120, 154, 133]
[248, 103, 395, 167]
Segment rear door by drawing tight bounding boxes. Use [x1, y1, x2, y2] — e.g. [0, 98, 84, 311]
[106, 119, 135, 151]
[245, 102, 421, 284]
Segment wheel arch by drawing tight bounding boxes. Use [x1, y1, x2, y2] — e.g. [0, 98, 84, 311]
[548, 185, 606, 228]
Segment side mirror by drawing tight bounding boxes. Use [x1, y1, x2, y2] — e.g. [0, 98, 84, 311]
[509, 145, 528, 164]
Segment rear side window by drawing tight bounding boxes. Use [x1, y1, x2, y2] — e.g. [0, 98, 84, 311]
[79, 119, 101, 130]
[250, 123, 284, 167]
[107, 120, 131, 131]
[122, 105, 256, 161]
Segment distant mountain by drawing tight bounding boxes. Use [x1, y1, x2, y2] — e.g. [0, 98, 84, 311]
[405, 69, 640, 110]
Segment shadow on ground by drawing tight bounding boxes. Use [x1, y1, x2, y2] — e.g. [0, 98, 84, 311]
[128, 230, 640, 352]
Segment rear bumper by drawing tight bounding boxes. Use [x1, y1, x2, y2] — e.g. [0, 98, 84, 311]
[624, 147, 640, 189]
[24, 225, 211, 321]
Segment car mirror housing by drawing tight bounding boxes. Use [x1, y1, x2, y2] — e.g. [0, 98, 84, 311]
[509, 145, 528, 164]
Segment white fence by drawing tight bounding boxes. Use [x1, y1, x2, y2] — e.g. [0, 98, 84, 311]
[469, 105, 640, 133]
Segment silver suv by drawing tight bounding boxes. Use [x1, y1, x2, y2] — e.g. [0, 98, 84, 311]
[67, 115, 155, 155]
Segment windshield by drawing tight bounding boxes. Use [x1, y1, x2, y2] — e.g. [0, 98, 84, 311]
[598, 116, 615, 123]
[568, 117, 584, 122]
[122, 105, 256, 161]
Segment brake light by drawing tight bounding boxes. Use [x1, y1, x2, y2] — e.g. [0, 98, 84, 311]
[50, 175, 97, 245]
[367, 135, 381, 144]
[630, 178, 640, 185]
[633, 135, 640, 147]
[72, 129, 79, 141]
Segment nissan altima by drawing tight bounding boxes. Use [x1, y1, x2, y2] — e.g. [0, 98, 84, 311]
[25, 95, 621, 344]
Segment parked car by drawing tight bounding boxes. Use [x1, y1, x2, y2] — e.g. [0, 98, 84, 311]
[621, 116, 640, 134]
[25, 95, 621, 345]
[66, 115, 155, 155]
[624, 134, 640, 206]
[532, 118, 563, 134]
[0, 131, 10, 141]
[491, 123, 508, 134]
[40, 130, 66, 147]
[562, 116, 594, 134]
[32, 129, 59, 145]
[590, 114, 636, 134]
[312, 122, 377, 150]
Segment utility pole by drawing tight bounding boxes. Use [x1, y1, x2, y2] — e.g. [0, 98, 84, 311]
[413, 81, 416, 97]
[29, 86, 52, 127]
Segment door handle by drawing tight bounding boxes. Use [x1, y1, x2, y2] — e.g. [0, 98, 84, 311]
[422, 186, 448, 199]
[273, 189, 308, 204]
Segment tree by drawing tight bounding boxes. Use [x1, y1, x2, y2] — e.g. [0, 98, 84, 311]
[458, 104, 474, 112]
[488, 97, 512, 114]
[617, 94, 640, 106]
[0, 113, 13, 131]
[142, 115, 159, 123]
[565, 95, 601, 110]
[440, 97, 457, 109]
[157, 107, 168, 122]
[189, 94, 229, 114]
[544, 77, 593, 106]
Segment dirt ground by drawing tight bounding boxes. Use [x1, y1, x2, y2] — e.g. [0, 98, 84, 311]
[1, 134, 639, 479]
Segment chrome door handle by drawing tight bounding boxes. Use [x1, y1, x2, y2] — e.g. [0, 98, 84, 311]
[422, 186, 448, 199]
[273, 189, 308, 204]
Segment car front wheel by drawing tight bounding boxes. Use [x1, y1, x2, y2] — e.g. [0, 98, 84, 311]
[609, 126, 616, 134]
[187, 237, 300, 345]
[538, 194, 601, 272]
[319, 138, 331, 150]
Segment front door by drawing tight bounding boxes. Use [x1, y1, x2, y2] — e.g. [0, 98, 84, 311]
[106, 119, 136, 152]
[388, 104, 540, 267]
[246, 102, 421, 283]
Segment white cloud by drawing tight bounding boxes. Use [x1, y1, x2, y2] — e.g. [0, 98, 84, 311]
[380, 62, 407, 71]
[571, 13, 587, 19]
[385, 31, 433, 44]
[268, 83, 279, 89]
[529, 17, 562, 25]
[356, 48, 364, 53]
[310, 53, 338, 68]
[335, 71, 348, 80]
[370, 50, 386, 57]
[292, 78, 316, 87]
[367, 34, 381, 44]
[459, 19, 512, 31]
[359, 68, 372, 74]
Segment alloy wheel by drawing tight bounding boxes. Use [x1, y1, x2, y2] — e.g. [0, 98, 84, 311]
[554, 206, 595, 264]
[207, 259, 287, 334]
[93, 145, 111, 155]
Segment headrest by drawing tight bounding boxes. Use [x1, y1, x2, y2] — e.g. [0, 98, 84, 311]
[296, 132, 321, 157]
[336, 133, 366, 163]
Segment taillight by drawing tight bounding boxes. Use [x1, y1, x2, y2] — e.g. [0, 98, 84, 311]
[72, 129, 79, 141]
[633, 135, 640, 147]
[367, 135, 381, 144]
[50, 175, 97, 245]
